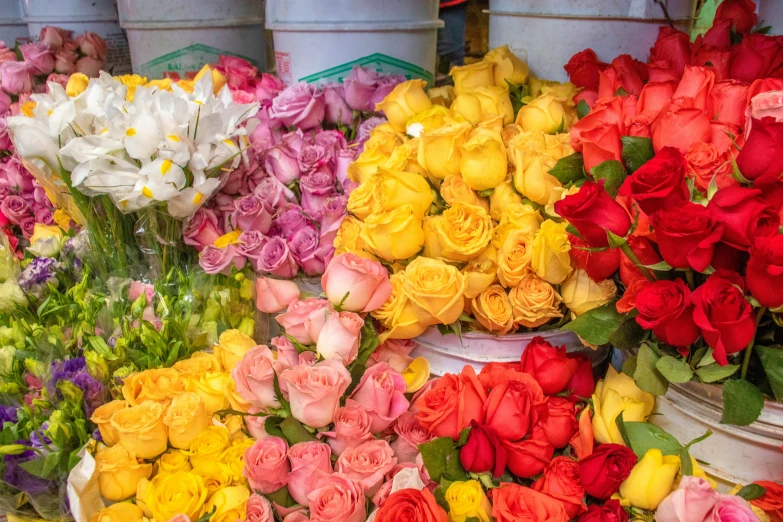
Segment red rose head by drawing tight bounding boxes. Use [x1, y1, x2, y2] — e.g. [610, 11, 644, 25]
[554, 181, 632, 248]
[635, 279, 701, 348]
[579, 443, 637, 499]
[714, 0, 758, 33]
[563, 355, 596, 401]
[672, 66, 715, 112]
[637, 81, 677, 114]
[729, 34, 783, 83]
[532, 456, 587, 519]
[707, 80, 749, 128]
[747, 235, 783, 309]
[485, 378, 545, 441]
[737, 117, 783, 181]
[652, 106, 712, 154]
[649, 26, 692, 77]
[626, 146, 691, 215]
[578, 500, 629, 522]
[520, 337, 580, 395]
[538, 397, 579, 449]
[568, 234, 621, 282]
[459, 422, 507, 478]
[707, 186, 780, 251]
[650, 202, 724, 272]
[564, 48, 608, 91]
[500, 426, 555, 479]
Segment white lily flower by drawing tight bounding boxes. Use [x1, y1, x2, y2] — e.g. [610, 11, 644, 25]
[59, 136, 124, 163]
[167, 178, 222, 218]
[139, 158, 186, 192]
[124, 113, 161, 160]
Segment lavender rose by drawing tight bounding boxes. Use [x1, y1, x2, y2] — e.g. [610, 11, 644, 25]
[320, 196, 348, 248]
[257, 236, 298, 278]
[289, 226, 328, 276]
[323, 84, 354, 126]
[232, 194, 272, 234]
[298, 145, 329, 173]
[20, 217, 36, 239]
[0, 195, 31, 225]
[237, 230, 266, 260]
[335, 150, 358, 193]
[276, 206, 311, 239]
[300, 169, 337, 219]
[264, 145, 301, 185]
[314, 129, 349, 160]
[199, 244, 245, 275]
[253, 176, 290, 208]
[270, 82, 325, 130]
[343, 67, 381, 112]
[20, 42, 55, 75]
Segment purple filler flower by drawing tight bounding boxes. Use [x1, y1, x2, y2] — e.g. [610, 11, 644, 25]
[18, 257, 60, 298]
[0, 405, 17, 424]
[4, 445, 54, 496]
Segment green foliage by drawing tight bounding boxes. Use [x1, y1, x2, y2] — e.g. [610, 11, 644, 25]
[721, 379, 764, 426]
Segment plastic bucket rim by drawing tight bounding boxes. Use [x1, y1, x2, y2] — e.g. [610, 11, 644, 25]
[484, 9, 693, 22]
[266, 20, 444, 32]
[121, 17, 265, 30]
[24, 15, 119, 23]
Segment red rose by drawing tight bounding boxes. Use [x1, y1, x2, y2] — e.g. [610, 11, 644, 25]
[708, 80, 750, 128]
[575, 89, 599, 109]
[729, 34, 783, 83]
[692, 270, 757, 365]
[477, 363, 530, 389]
[701, 19, 732, 49]
[459, 422, 507, 478]
[579, 443, 637, 499]
[648, 60, 681, 83]
[484, 376, 546, 441]
[619, 235, 661, 287]
[598, 55, 645, 98]
[685, 141, 738, 194]
[652, 105, 712, 154]
[714, 0, 758, 33]
[582, 123, 624, 173]
[635, 279, 701, 348]
[375, 488, 448, 522]
[568, 234, 621, 282]
[650, 27, 692, 78]
[624, 146, 691, 215]
[747, 235, 783, 309]
[672, 66, 715, 111]
[712, 242, 747, 272]
[520, 337, 579, 395]
[538, 397, 578, 449]
[708, 186, 780, 250]
[501, 426, 555, 478]
[756, 175, 783, 220]
[637, 81, 677, 114]
[578, 500, 629, 522]
[651, 202, 724, 271]
[737, 117, 783, 181]
[564, 356, 595, 402]
[564, 49, 608, 91]
[554, 181, 632, 248]
[691, 46, 731, 82]
[492, 483, 569, 522]
[415, 366, 487, 441]
[626, 111, 657, 139]
[747, 78, 783, 103]
[711, 121, 743, 154]
[532, 457, 587, 519]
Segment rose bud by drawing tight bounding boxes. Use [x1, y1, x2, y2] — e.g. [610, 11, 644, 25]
[459, 422, 507, 478]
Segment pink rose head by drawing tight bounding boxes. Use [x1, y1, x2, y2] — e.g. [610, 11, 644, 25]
[256, 236, 298, 278]
[53, 47, 78, 75]
[323, 83, 354, 126]
[370, 339, 416, 373]
[314, 129, 348, 156]
[307, 473, 366, 522]
[252, 73, 285, 103]
[349, 362, 410, 433]
[343, 66, 381, 112]
[0, 196, 30, 225]
[0, 42, 15, 64]
[0, 61, 34, 95]
[20, 217, 35, 239]
[183, 208, 223, 250]
[391, 411, 435, 463]
[298, 144, 329, 173]
[46, 73, 69, 90]
[217, 55, 258, 89]
[243, 436, 290, 493]
[199, 244, 245, 275]
[76, 32, 107, 60]
[222, 159, 257, 195]
[371, 75, 405, 107]
[232, 194, 272, 234]
[264, 144, 302, 185]
[246, 493, 274, 522]
[281, 359, 351, 428]
[233, 345, 287, 410]
[275, 297, 332, 345]
[0, 119, 11, 150]
[236, 230, 265, 259]
[272, 335, 300, 368]
[271, 82, 326, 130]
[287, 441, 334, 506]
[745, 90, 783, 138]
[253, 175, 290, 208]
[316, 310, 363, 364]
[336, 439, 397, 496]
[129, 281, 155, 304]
[275, 205, 310, 239]
[320, 399, 374, 456]
[322, 253, 392, 313]
[256, 276, 301, 313]
[75, 56, 103, 77]
[282, 511, 310, 522]
[335, 149, 357, 185]
[657, 476, 720, 522]
[319, 195, 348, 247]
[33, 206, 54, 225]
[20, 42, 55, 75]
[708, 495, 759, 522]
[0, 91, 11, 115]
[289, 226, 328, 276]
[246, 409, 270, 440]
[300, 169, 337, 219]
[39, 26, 72, 50]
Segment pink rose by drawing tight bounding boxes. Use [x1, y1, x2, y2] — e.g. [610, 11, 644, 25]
[322, 253, 392, 313]
[275, 297, 332, 345]
[255, 236, 299, 278]
[282, 512, 310, 522]
[275, 206, 309, 239]
[314, 129, 348, 158]
[320, 195, 347, 248]
[298, 144, 329, 173]
[46, 73, 69, 90]
[129, 281, 155, 303]
[371, 75, 404, 107]
[232, 194, 272, 233]
[0, 62, 33, 95]
[324, 83, 354, 126]
[34, 207, 54, 225]
[707, 495, 759, 522]
[183, 208, 223, 250]
[246, 409, 270, 440]
[335, 150, 358, 192]
[0, 196, 30, 225]
[343, 67, 381, 112]
[272, 335, 301, 368]
[236, 230, 265, 259]
[76, 32, 107, 61]
[216, 55, 258, 88]
[39, 26, 72, 50]
[198, 244, 245, 275]
[350, 362, 409, 433]
[316, 310, 363, 364]
[252, 73, 285, 103]
[271, 82, 325, 130]
[300, 169, 336, 219]
[657, 477, 720, 522]
[20, 42, 54, 75]
[20, 217, 35, 239]
[256, 276, 301, 313]
[244, 436, 290, 493]
[320, 399, 374, 456]
[264, 145, 301, 185]
[53, 47, 77, 75]
[282, 359, 351, 428]
[253, 176, 290, 209]
[233, 345, 287, 410]
[369, 339, 415, 373]
[222, 159, 256, 195]
[336, 439, 397, 496]
[0, 120, 11, 150]
[233, 87, 257, 104]
[75, 56, 103, 78]
[0, 42, 15, 64]
[745, 90, 783, 135]
[307, 473, 366, 522]
[287, 441, 334, 506]
[246, 493, 274, 522]
[391, 412, 435, 463]
[289, 226, 329, 276]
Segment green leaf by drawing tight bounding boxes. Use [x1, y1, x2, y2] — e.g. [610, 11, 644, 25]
[609, 316, 645, 349]
[548, 152, 586, 185]
[615, 87, 629, 97]
[606, 230, 628, 248]
[737, 484, 767, 501]
[555, 116, 565, 134]
[477, 188, 494, 198]
[621, 136, 654, 173]
[576, 100, 590, 119]
[634, 344, 669, 396]
[655, 355, 694, 384]
[418, 437, 467, 483]
[707, 174, 719, 200]
[280, 417, 317, 445]
[622, 421, 683, 459]
[457, 426, 471, 447]
[195, 507, 217, 522]
[697, 349, 716, 368]
[680, 447, 693, 475]
[696, 363, 740, 383]
[622, 355, 638, 377]
[644, 260, 674, 271]
[562, 302, 625, 345]
[721, 379, 764, 426]
[264, 416, 285, 439]
[565, 224, 582, 239]
[757, 345, 783, 401]
[590, 160, 626, 197]
[265, 486, 295, 508]
[273, 371, 291, 414]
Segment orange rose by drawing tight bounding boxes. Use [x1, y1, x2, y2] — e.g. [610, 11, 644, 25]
[491, 483, 569, 522]
[415, 366, 487, 441]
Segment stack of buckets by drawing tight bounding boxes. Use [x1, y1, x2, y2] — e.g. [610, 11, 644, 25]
[0, 0, 26, 46]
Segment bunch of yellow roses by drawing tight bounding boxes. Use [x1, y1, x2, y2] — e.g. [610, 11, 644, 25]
[86, 330, 257, 522]
[336, 46, 618, 340]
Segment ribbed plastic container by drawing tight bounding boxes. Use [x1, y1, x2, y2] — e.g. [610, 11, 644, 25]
[266, 0, 443, 86]
[0, 0, 26, 46]
[758, 0, 782, 35]
[488, 0, 695, 82]
[23, 0, 131, 74]
[117, 0, 265, 80]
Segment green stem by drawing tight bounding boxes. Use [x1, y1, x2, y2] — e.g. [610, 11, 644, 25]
[685, 269, 695, 290]
[741, 307, 767, 380]
[619, 241, 655, 282]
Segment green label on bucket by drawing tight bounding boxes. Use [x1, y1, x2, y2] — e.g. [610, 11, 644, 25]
[299, 53, 434, 86]
[137, 43, 258, 81]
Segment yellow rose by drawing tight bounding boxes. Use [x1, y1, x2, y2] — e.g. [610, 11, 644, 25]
[541, 81, 579, 103]
[145, 77, 173, 91]
[422, 215, 445, 260]
[136, 477, 152, 517]
[497, 229, 535, 288]
[391, 141, 429, 177]
[220, 438, 255, 483]
[163, 392, 210, 449]
[451, 61, 496, 95]
[186, 371, 230, 416]
[484, 45, 529, 86]
[418, 122, 472, 180]
[376, 79, 433, 132]
[157, 449, 192, 475]
[509, 273, 563, 328]
[110, 401, 168, 460]
[432, 202, 493, 262]
[348, 143, 391, 184]
[516, 93, 575, 134]
[441, 176, 490, 212]
[471, 285, 513, 335]
[363, 205, 425, 261]
[429, 85, 455, 107]
[65, 73, 89, 97]
[452, 86, 514, 126]
[620, 449, 681, 510]
[95, 444, 152, 501]
[193, 463, 233, 498]
[593, 367, 655, 445]
[403, 257, 467, 325]
[459, 128, 508, 191]
[561, 269, 617, 316]
[445, 480, 493, 522]
[475, 114, 506, 133]
[368, 123, 405, 154]
[88, 503, 145, 522]
[121, 368, 186, 407]
[194, 64, 227, 94]
[334, 216, 378, 261]
[407, 105, 451, 134]
[501, 123, 523, 146]
[28, 224, 63, 258]
[347, 175, 381, 220]
[508, 131, 572, 205]
[206, 485, 250, 522]
[172, 353, 221, 377]
[224, 377, 252, 413]
[114, 74, 148, 102]
[223, 415, 248, 442]
[532, 220, 573, 285]
[188, 425, 231, 470]
[215, 329, 256, 372]
[495, 202, 543, 246]
[372, 168, 434, 219]
[489, 179, 523, 221]
[90, 400, 127, 447]
[146, 471, 208, 522]
[372, 272, 433, 340]
[462, 246, 498, 299]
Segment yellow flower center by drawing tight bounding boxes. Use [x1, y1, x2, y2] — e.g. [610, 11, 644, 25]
[126, 128, 137, 137]
[160, 160, 173, 174]
[142, 186, 154, 198]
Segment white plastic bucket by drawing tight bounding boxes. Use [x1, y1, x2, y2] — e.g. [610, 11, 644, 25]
[758, 0, 783, 35]
[488, 0, 695, 82]
[117, 0, 265, 80]
[266, 0, 443, 86]
[0, 0, 26, 46]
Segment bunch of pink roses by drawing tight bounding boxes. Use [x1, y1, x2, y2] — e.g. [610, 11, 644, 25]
[0, 156, 55, 250]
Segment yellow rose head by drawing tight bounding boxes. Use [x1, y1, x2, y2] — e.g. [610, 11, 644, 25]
[441, 175, 490, 212]
[220, 438, 255, 482]
[372, 168, 434, 220]
[451, 61, 496, 95]
[592, 367, 655, 445]
[163, 391, 210, 450]
[157, 449, 192, 475]
[193, 463, 233, 498]
[418, 122, 472, 180]
[363, 205, 425, 261]
[371, 271, 433, 340]
[65, 73, 89, 97]
[186, 371, 230, 416]
[508, 130, 569, 205]
[484, 45, 530, 86]
[620, 449, 681, 510]
[433, 201, 494, 262]
[460, 128, 508, 191]
[110, 401, 168, 460]
[495, 202, 543, 246]
[403, 357, 431, 393]
[136, 477, 153, 518]
[532, 220, 573, 285]
[428, 85, 455, 107]
[561, 269, 617, 316]
[375, 79, 432, 132]
[516, 93, 575, 134]
[334, 216, 378, 261]
[172, 354, 221, 377]
[472, 284, 514, 335]
[224, 377, 253, 413]
[188, 425, 231, 470]
[509, 273, 563, 328]
[541, 81, 579, 103]
[121, 367, 186, 407]
[216, 329, 257, 372]
[403, 257, 467, 325]
[89, 399, 127, 447]
[445, 479, 493, 522]
[462, 246, 499, 299]
[489, 180, 524, 222]
[368, 123, 405, 154]
[422, 215, 445, 260]
[88, 502, 146, 522]
[453, 86, 514, 126]
[497, 229, 535, 288]
[206, 485, 251, 522]
[147, 471, 208, 522]
[349, 144, 392, 184]
[94, 444, 152, 502]
[347, 174, 382, 220]
[406, 105, 451, 135]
